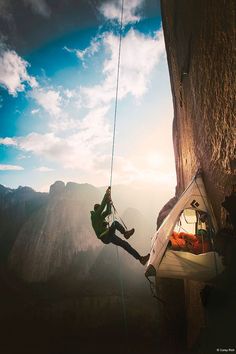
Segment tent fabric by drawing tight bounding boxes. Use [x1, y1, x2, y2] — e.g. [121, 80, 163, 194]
[145, 171, 224, 281]
[156, 250, 224, 281]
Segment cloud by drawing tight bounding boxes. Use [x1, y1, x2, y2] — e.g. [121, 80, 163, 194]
[0, 2, 14, 27]
[64, 36, 100, 67]
[100, 0, 144, 24]
[17, 154, 29, 160]
[35, 166, 54, 172]
[0, 137, 17, 146]
[64, 89, 76, 99]
[0, 164, 24, 171]
[7, 26, 166, 179]
[30, 87, 80, 131]
[94, 154, 176, 186]
[31, 108, 40, 115]
[0, 48, 38, 96]
[31, 88, 62, 116]
[0, 106, 112, 171]
[17, 133, 64, 156]
[81, 28, 165, 108]
[23, 0, 51, 18]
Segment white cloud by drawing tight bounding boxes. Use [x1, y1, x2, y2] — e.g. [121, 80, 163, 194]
[31, 88, 62, 116]
[31, 108, 40, 115]
[17, 133, 64, 156]
[24, 0, 51, 17]
[0, 49, 38, 96]
[64, 89, 76, 99]
[0, 137, 17, 146]
[17, 154, 29, 160]
[30, 87, 80, 131]
[48, 115, 77, 132]
[64, 37, 100, 67]
[0, 106, 112, 171]
[94, 154, 176, 186]
[35, 166, 54, 172]
[81, 28, 165, 108]
[0, 164, 24, 171]
[0, 20, 171, 189]
[100, 0, 144, 24]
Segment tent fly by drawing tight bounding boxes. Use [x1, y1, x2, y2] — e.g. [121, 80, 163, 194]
[145, 172, 224, 281]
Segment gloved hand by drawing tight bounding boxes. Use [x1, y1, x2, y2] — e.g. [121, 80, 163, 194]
[106, 186, 112, 202]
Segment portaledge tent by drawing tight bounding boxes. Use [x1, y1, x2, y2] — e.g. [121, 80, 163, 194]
[145, 172, 224, 282]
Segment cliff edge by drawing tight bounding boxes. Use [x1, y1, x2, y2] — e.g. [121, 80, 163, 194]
[161, 0, 235, 224]
[160, 1, 235, 351]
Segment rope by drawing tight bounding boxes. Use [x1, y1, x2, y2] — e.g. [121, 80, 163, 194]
[115, 245, 128, 333]
[108, 0, 127, 336]
[109, 0, 124, 188]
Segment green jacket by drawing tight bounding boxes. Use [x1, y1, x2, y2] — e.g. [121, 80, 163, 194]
[90, 193, 112, 239]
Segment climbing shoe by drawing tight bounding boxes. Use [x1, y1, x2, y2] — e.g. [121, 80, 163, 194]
[124, 228, 135, 239]
[140, 254, 150, 265]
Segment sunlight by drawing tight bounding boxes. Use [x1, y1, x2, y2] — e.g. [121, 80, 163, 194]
[146, 153, 163, 168]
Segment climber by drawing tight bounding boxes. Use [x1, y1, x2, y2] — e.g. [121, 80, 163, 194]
[90, 187, 150, 265]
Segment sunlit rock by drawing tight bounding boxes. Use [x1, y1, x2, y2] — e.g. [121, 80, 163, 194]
[162, 0, 235, 223]
[159, 0, 235, 351]
[49, 181, 65, 197]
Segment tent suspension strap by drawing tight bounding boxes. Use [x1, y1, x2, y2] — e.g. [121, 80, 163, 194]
[195, 177, 218, 276]
[109, 0, 127, 335]
[145, 274, 166, 304]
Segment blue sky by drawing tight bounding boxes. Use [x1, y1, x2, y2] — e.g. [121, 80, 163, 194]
[0, 0, 176, 195]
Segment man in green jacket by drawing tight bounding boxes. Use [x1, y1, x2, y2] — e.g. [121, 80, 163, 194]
[90, 187, 150, 265]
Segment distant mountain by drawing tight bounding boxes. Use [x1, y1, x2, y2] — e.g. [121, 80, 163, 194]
[0, 184, 48, 262]
[0, 181, 157, 283]
[8, 181, 102, 282]
[0, 182, 160, 354]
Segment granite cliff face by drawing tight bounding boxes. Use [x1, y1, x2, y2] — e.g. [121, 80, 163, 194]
[161, 0, 235, 223]
[0, 185, 48, 262]
[160, 0, 235, 351]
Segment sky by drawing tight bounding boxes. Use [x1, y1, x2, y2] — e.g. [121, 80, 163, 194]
[0, 0, 176, 197]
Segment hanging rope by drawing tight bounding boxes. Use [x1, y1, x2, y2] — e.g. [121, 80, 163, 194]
[109, 0, 124, 188]
[108, 0, 127, 335]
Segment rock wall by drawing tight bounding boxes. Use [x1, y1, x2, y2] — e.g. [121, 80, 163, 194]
[160, 0, 235, 350]
[161, 0, 235, 223]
